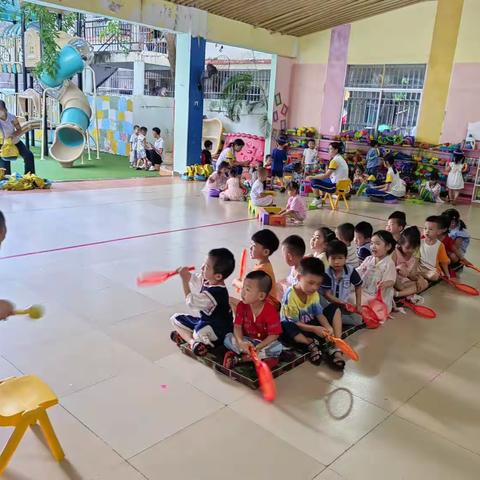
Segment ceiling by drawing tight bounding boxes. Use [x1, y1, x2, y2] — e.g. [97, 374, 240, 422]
[170, 0, 429, 37]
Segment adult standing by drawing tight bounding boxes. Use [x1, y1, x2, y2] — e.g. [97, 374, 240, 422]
[308, 141, 348, 208]
[0, 100, 35, 175]
[145, 127, 164, 171]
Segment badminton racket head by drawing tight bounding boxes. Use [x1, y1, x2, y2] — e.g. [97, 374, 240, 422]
[249, 346, 276, 402]
[333, 337, 359, 361]
[401, 301, 437, 319]
[361, 305, 380, 329]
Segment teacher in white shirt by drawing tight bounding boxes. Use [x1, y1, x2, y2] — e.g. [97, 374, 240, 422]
[145, 127, 164, 171]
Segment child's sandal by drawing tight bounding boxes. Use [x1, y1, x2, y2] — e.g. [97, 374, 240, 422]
[192, 341, 208, 357]
[308, 340, 322, 365]
[329, 349, 345, 371]
[170, 331, 184, 346]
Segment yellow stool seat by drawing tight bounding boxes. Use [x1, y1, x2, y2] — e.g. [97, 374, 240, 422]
[0, 375, 64, 474]
[324, 179, 352, 211]
[248, 199, 258, 216]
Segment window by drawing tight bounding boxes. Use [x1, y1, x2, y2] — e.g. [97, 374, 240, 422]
[342, 64, 426, 135]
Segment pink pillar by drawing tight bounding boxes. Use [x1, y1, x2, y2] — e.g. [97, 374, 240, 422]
[320, 24, 351, 135]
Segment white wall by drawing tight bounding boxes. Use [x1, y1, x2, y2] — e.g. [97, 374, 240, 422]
[132, 95, 174, 152]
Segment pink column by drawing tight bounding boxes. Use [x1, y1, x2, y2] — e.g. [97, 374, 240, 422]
[320, 24, 351, 135]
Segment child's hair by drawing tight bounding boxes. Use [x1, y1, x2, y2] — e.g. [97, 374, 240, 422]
[133, 124, 139, 130]
[229, 139, 245, 149]
[251, 229, 280, 256]
[372, 230, 396, 254]
[298, 256, 325, 277]
[384, 153, 397, 173]
[429, 170, 439, 182]
[307, 138, 316, 146]
[0, 211, 5, 230]
[208, 248, 235, 279]
[318, 226, 336, 244]
[293, 162, 302, 173]
[152, 127, 161, 135]
[336, 223, 355, 243]
[399, 226, 421, 249]
[442, 208, 467, 230]
[330, 141, 345, 155]
[257, 166, 267, 178]
[437, 215, 451, 232]
[217, 161, 229, 171]
[204, 140, 213, 149]
[265, 154, 271, 162]
[354, 221, 373, 239]
[245, 270, 272, 295]
[326, 239, 348, 258]
[277, 139, 288, 147]
[140, 126, 147, 134]
[282, 235, 306, 258]
[229, 168, 239, 178]
[388, 211, 406, 228]
[425, 215, 442, 227]
[286, 181, 300, 194]
[453, 150, 465, 164]
[370, 139, 379, 147]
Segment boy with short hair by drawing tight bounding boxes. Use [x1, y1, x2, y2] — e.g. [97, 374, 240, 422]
[386, 211, 406, 242]
[170, 248, 235, 356]
[280, 234, 306, 289]
[250, 167, 274, 207]
[336, 223, 358, 268]
[0, 211, 14, 320]
[271, 140, 288, 192]
[223, 270, 283, 369]
[281, 257, 345, 370]
[354, 221, 373, 263]
[419, 216, 450, 281]
[302, 139, 318, 175]
[322, 240, 363, 326]
[201, 139, 213, 165]
[129, 124, 140, 167]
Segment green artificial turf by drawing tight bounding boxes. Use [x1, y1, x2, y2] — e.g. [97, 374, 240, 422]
[6, 147, 160, 182]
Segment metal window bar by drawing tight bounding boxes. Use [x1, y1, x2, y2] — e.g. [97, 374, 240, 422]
[346, 64, 426, 89]
[144, 70, 174, 97]
[97, 69, 134, 96]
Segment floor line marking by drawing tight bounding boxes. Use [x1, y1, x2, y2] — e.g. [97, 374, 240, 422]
[0, 217, 254, 260]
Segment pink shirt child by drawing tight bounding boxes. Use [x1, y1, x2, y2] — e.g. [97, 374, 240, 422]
[286, 194, 307, 220]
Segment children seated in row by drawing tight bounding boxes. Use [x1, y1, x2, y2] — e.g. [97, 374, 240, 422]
[354, 221, 372, 263]
[281, 257, 345, 369]
[278, 181, 307, 225]
[223, 270, 283, 369]
[251, 167, 275, 207]
[335, 223, 358, 268]
[170, 248, 235, 356]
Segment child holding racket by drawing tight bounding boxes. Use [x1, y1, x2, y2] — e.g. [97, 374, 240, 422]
[281, 257, 345, 370]
[170, 248, 235, 356]
[0, 211, 14, 320]
[223, 270, 283, 369]
[355, 230, 397, 313]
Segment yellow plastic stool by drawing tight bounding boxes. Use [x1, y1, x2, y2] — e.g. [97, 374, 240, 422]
[247, 199, 257, 217]
[0, 375, 64, 474]
[324, 179, 352, 211]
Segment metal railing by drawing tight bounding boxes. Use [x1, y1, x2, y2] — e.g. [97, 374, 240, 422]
[97, 69, 134, 95]
[144, 70, 174, 97]
[84, 18, 168, 54]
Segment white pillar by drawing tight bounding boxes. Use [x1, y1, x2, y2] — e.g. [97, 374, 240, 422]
[265, 54, 278, 155]
[133, 61, 145, 96]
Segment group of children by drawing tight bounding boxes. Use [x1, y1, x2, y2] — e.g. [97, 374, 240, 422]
[168, 207, 471, 373]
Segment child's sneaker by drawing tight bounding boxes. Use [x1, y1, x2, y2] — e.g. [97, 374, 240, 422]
[223, 351, 239, 369]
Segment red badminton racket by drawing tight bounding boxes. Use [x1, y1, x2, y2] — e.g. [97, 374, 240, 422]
[440, 275, 479, 296]
[398, 299, 436, 319]
[460, 259, 480, 274]
[345, 303, 380, 329]
[137, 267, 195, 286]
[323, 332, 359, 361]
[236, 248, 247, 293]
[368, 288, 389, 322]
[248, 345, 276, 402]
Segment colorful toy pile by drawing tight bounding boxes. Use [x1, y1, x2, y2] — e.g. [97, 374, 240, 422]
[0, 172, 51, 191]
[182, 164, 214, 181]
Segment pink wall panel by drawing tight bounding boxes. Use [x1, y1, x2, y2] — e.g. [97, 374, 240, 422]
[441, 63, 480, 143]
[273, 56, 294, 131]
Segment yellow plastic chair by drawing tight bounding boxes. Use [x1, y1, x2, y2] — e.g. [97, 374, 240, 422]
[324, 179, 352, 211]
[0, 375, 64, 474]
[248, 198, 257, 217]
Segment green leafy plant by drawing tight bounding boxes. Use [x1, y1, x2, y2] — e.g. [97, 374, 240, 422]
[221, 72, 270, 135]
[98, 19, 130, 53]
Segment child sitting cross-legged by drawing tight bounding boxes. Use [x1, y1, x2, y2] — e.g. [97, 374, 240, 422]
[336, 223, 358, 268]
[251, 167, 275, 207]
[354, 221, 373, 263]
[281, 257, 345, 370]
[278, 181, 307, 225]
[205, 161, 229, 194]
[392, 226, 428, 300]
[170, 248, 235, 356]
[223, 271, 283, 370]
[310, 226, 336, 269]
[279, 235, 306, 293]
[321, 240, 363, 327]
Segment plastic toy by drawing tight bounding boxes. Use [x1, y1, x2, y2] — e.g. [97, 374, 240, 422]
[0, 172, 51, 191]
[248, 345, 276, 402]
[0, 138, 19, 160]
[440, 276, 479, 296]
[257, 207, 286, 226]
[208, 188, 220, 198]
[398, 300, 436, 319]
[461, 259, 480, 273]
[14, 305, 44, 320]
[323, 332, 359, 361]
[137, 267, 195, 286]
[236, 248, 247, 293]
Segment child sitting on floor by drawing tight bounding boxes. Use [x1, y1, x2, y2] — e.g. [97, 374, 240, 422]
[280, 235, 306, 292]
[352, 164, 367, 193]
[420, 171, 443, 203]
[386, 210, 407, 242]
[205, 161, 229, 193]
[281, 257, 345, 370]
[321, 240, 363, 327]
[233, 228, 280, 306]
[419, 216, 450, 282]
[251, 167, 274, 207]
[437, 214, 466, 269]
[279, 181, 306, 225]
[336, 223, 358, 268]
[354, 221, 373, 263]
[366, 154, 406, 201]
[0, 211, 14, 320]
[310, 227, 336, 269]
[356, 230, 397, 313]
[219, 168, 244, 201]
[443, 208, 470, 257]
[170, 248, 235, 356]
[223, 270, 283, 369]
[392, 226, 428, 299]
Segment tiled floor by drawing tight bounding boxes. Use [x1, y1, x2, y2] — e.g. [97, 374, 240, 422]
[1, 180, 480, 479]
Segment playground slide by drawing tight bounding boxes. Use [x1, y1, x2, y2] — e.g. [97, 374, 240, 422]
[39, 40, 93, 166]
